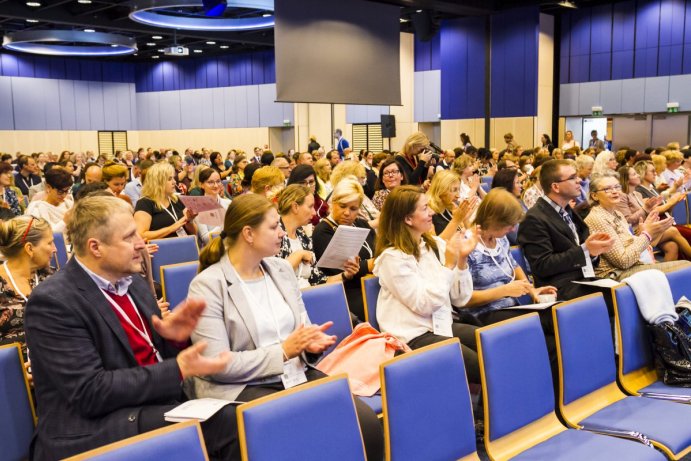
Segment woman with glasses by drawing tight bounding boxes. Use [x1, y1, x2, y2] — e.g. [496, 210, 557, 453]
[372, 158, 406, 211]
[287, 165, 328, 226]
[0, 163, 22, 217]
[25, 167, 73, 232]
[196, 168, 231, 246]
[584, 176, 688, 279]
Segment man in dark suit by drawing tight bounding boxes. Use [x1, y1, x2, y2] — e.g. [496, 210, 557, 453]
[25, 195, 235, 460]
[518, 159, 614, 300]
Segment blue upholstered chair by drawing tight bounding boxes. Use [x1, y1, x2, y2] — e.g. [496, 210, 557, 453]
[64, 420, 208, 461]
[553, 294, 691, 459]
[671, 197, 688, 226]
[665, 264, 691, 305]
[612, 282, 691, 402]
[361, 275, 380, 331]
[381, 339, 479, 461]
[161, 262, 199, 310]
[509, 245, 530, 277]
[149, 236, 199, 284]
[477, 313, 665, 461]
[0, 343, 36, 461]
[52, 231, 69, 269]
[238, 374, 366, 461]
[301, 282, 382, 414]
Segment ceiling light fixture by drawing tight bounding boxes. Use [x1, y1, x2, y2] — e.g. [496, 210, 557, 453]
[128, 0, 274, 31]
[84, 28, 95, 32]
[152, 55, 159, 59]
[146, 42, 156, 46]
[206, 41, 216, 44]
[219, 45, 229, 49]
[557, 0, 577, 8]
[77, 0, 92, 3]
[152, 35, 163, 39]
[3, 30, 137, 56]
[193, 49, 203, 53]
[26, 19, 39, 23]
[26, 1, 42, 6]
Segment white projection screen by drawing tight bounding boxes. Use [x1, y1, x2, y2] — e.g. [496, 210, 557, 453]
[274, 0, 401, 105]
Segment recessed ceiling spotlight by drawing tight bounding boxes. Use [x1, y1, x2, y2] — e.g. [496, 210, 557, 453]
[219, 45, 229, 49]
[399, 18, 409, 23]
[152, 35, 162, 39]
[206, 41, 216, 45]
[84, 28, 95, 32]
[26, 19, 39, 23]
[415, 9, 422, 13]
[152, 55, 160, 59]
[557, 0, 577, 8]
[77, 0, 92, 3]
[262, 13, 271, 17]
[157, 48, 164, 52]
[146, 42, 156, 46]
[193, 49, 202, 53]
[26, 1, 41, 6]
[111, 44, 118, 47]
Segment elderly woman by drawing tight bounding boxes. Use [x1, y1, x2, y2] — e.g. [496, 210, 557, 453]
[584, 175, 689, 279]
[313, 177, 375, 322]
[277, 185, 358, 288]
[25, 168, 73, 233]
[134, 162, 197, 240]
[465, 189, 556, 324]
[189, 194, 383, 460]
[372, 158, 406, 211]
[374, 185, 480, 383]
[591, 150, 619, 180]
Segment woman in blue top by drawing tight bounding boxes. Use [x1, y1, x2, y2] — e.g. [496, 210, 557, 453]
[465, 188, 556, 326]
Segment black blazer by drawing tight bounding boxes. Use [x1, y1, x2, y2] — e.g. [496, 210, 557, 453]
[517, 197, 597, 300]
[25, 258, 183, 460]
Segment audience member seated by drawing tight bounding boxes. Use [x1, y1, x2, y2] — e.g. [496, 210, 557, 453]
[584, 175, 689, 279]
[574, 154, 594, 207]
[25, 167, 73, 233]
[660, 149, 685, 187]
[518, 160, 614, 300]
[276, 185, 358, 288]
[373, 185, 480, 384]
[491, 168, 527, 244]
[196, 168, 231, 246]
[14, 155, 41, 197]
[0, 162, 22, 217]
[249, 166, 285, 201]
[330, 161, 379, 224]
[134, 162, 197, 240]
[124, 160, 152, 207]
[359, 150, 377, 199]
[186, 165, 210, 196]
[372, 158, 405, 211]
[227, 154, 248, 197]
[102, 162, 132, 205]
[453, 154, 486, 200]
[395, 131, 432, 186]
[287, 165, 328, 226]
[210, 151, 232, 180]
[466, 189, 556, 323]
[189, 194, 383, 460]
[313, 158, 333, 200]
[25, 195, 235, 461]
[71, 162, 102, 197]
[428, 170, 477, 239]
[313, 177, 374, 322]
[591, 150, 619, 180]
[271, 155, 291, 182]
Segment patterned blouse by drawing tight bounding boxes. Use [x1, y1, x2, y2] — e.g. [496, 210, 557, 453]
[1, 187, 21, 217]
[467, 237, 520, 317]
[372, 189, 391, 211]
[277, 219, 328, 286]
[522, 184, 544, 209]
[0, 271, 49, 358]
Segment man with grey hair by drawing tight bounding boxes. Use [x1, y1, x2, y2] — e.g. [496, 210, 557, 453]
[25, 195, 237, 460]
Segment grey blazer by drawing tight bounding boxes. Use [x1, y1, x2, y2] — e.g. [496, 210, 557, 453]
[189, 255, 314, 401]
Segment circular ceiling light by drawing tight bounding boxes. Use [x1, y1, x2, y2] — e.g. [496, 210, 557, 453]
[3, 30, 137, 56]
[128, 0, 274, 31]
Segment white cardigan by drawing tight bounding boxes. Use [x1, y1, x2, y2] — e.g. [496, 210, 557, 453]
[373, 238, 473, 343]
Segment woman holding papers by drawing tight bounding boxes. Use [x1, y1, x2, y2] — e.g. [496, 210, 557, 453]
[134, 163, 197, 240]
[189, 194, 383, 460]
[373, 185, 480, 383]
[276, 184, 358, 288]
[196, 168, 231, 246]
[465, 189, 556, 325]
[312, 177, 376, 322]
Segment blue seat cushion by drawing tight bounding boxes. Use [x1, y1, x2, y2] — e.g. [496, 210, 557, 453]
[639, 381, 691, 398]
[581, 396, 691, 456]
[358, 393, 381, 414]
[513, 428, 665, 460]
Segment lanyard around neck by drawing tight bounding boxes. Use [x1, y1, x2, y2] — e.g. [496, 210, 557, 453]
[3, 261, 38, 301]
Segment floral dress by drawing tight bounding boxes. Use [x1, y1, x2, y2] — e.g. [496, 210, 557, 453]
[276, 219, 328, 287]
[0, 271, 49, 358]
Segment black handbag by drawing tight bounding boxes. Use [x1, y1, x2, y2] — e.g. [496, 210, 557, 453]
[648, 317, 691, 387]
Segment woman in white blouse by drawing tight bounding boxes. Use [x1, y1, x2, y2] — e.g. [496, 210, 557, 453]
[373, 185, 480, 383]
[25, 167, 73, 233]
[195, 168, 231, 246]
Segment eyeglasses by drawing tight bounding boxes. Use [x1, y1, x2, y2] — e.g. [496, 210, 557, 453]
[300, 179, 316, 186]
[382, 170, 401, 177]
[555, 174, 579, 183]
[595, 185, 622, 194]
[55, 187, 71, 196]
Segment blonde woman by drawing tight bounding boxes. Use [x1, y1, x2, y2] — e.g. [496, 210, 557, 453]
[134, 162, 197, 240]
[313, 158, 332, 200]
[249, 166, 285, 201]
[591, 150, 619, 180]
[427, 169, 476, 238]
[101, 162, 131, 204]
[330, 160, 379, 223]
[452, 154, 485, 200]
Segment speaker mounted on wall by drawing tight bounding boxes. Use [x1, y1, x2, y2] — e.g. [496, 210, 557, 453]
[381, 114, 396, 138]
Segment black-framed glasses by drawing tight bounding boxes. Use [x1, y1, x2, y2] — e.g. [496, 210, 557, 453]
[595, 185, 622, 194]
[555, 174, 579, 183]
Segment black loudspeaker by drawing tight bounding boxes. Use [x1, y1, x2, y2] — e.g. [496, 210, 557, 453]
[381, 114, 396, 138]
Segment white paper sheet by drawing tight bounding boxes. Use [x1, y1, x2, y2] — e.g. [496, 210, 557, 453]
[572, 278, 620, 288]
[504, 301, 558, 311]
[164, 398, 239, 423]
[316, 225, 370, 270]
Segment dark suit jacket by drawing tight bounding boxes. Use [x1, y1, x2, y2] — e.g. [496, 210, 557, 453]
[25, 258, 184, 460]
[517, 197, 596, 300]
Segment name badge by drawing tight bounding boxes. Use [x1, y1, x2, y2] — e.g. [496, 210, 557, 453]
[281, 357, 308, 389]
[581, 248, 595, 278]
[432, 307, 453, 337]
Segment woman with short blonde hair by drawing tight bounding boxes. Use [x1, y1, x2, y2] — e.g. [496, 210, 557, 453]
[330, 161, 379, 222]
[250, 166, 285, 200]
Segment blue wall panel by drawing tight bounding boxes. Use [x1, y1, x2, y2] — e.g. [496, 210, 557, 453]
[58, 80, 77, 130]
[0, 54, 19, 77]
[12, 78, 46, 129]
[634, 0, 661, 78]
[43, 79, 61, 129]
[0, 77, 14, 129]
[88, 81, 105, 130]
[569, 9, 591, 83]
[589, 5, 612, 81]
[440, 17, 485, 119]
[73, 81, 92, 129]
[490, 7, 539, 117]
[658, 0, 685, 75]
[560, 15, 571, 84]
[414, 34, 441, 72]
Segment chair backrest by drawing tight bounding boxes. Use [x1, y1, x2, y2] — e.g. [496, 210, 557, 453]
[665, 264, 691, 302]
[64, 420, 208, 461]
[149, 236, 199, 284]
[0, 343, 36, 461]
[161, 262, 199, 309]
[553, 294, 617, 407]
[671, 197, 688, 226]
[53, 231, 69, 269]
[611, 284, 657, 394]
[301, 282, 353, 355]
[477, 314, 556, 448]
[238, 374, 366, 461]
[381, 339, 478, 461]
[509, 245, 530, 276]
[361, 275, 380, 331]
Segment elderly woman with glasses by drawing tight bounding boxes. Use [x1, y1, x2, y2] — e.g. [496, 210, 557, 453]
[25, 167, 73, 232]
[584, 175, 689, 280]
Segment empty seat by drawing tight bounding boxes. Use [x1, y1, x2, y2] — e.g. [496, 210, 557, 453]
[360, 275, 380, 331]
[161, 262, 199, 309]
[0, 343, 36, 461]
[149, 236, 199, 284]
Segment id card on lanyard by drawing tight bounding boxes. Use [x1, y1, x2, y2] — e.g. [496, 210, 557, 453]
[163, 202, 187, 237]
